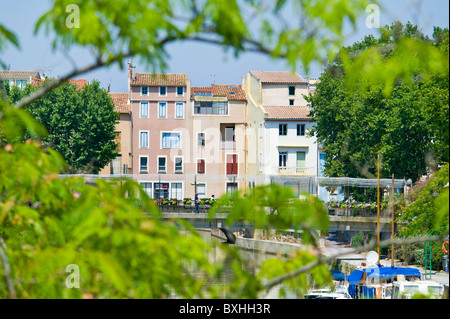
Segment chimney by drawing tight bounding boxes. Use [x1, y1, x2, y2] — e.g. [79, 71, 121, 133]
[107, 83, 111, 92]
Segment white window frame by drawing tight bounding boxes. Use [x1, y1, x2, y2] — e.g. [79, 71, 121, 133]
[161, 131, 181, 149]
[198, 132, 206, 148]
[157, 156, 167, 173]
[196, 158, 206, 175]
[225, 152, 239, 175]
[139, 130, 149, 149]
[140, 101, 149, 118]
[141, 86, 149, 96]
[175, 102, 184, 119]
[174, 156, 183, 174]
[139, 181, 153, 198]
[139, 155, 149, 173]
[158, 101, 167, 119]
[159, 86, 167, 96]
[170, 182, 184, 200]
[176, 86, 184, 97]
[196, 183, 207, 199]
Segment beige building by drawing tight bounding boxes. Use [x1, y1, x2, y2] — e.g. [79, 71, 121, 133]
[190, 84, 247, 198]
[99, 92, 132, 175]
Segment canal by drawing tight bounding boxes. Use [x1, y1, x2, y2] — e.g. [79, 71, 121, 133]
[187, 229, 300, 299]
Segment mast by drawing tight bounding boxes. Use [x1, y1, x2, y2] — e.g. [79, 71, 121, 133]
[377, 154, 380, 264]
[391, 173, 395, 267]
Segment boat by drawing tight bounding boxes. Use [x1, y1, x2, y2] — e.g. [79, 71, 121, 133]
[348, 265, 423, 299]
[391, 280, 444, 299]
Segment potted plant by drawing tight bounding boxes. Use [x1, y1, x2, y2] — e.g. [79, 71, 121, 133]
[183, 198, 192, 205]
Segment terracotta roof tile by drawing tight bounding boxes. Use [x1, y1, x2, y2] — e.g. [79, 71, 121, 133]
[191, 84, 246, 101]
[130, 73, 187, 86]
[0, 70, 40, 80]
[264, 106, 311, 120]
[69, 79, 88, 90]
[109, 92, 130, 113]
[251, 71, 306, 84]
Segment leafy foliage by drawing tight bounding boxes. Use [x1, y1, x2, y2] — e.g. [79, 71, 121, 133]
[397, 164, 449, 237]
[5, 81, 119, 173]
[307, 23, 449, 182]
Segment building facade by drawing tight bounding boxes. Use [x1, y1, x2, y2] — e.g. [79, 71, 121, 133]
[244, 71, 321, 196]
[190, 84, 247, 198]
[128, 64, 193, 200]
[99, 92, 132, 175]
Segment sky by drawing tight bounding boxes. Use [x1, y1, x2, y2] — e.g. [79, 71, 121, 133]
[0, 0, 449, 93]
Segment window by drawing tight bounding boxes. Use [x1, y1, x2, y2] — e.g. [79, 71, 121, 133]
[289, 99, 294, 105]
[140, 102, 149, 118]
[161, 132, 181, 149]
[141, 182, 152, 197]
[289, 86, 295, 95]
[279, 124, 287, 136]
[154, 183, 169, 199]
[158, 157, 166, 173]
[279, 152, 287, 167]
[196, 183, 206, 199]
[158, 102, 167, 118]
[225, 126, 235, 141]
[174, 157, 183, 173]
[296, 152, 306, 173]
[197, 159, 205, 174]
[226, 183, 238, 195]
[259, 152, 263, 172]
[297, 124, 305, 136]
[159, 86, 167, 96]
[226, 154, 238, 175]
[175, 102, 184, 119]
[139, 156, 148, 172]
[171, 183, 183, 200]
[139, 131, 149, 148]
[194, 101, 228, 114]
[198, 133, 205, 147]
[141, 86, 148, 95]
[176, 86, 184, 96]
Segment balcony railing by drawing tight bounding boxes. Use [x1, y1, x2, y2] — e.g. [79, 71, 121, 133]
[276, 166, 313, 176]
[221, 141, 236, 150]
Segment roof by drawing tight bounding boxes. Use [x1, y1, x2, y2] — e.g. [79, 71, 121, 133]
[0, 70, 40, 80]
[264, 106, 311, 120]
[69, 79, 88, 90]
[251, 71, 307, 84]
[109, 92, 130, 113]
[191, 84, 246, 101]
[130, 73, 187, 86]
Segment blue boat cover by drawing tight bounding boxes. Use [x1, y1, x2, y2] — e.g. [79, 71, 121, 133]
[330, 270, 348, 281]
[363, 266, 421, 279]
[347, 266, 421, 297]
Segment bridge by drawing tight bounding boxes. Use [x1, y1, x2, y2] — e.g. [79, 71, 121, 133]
[159, 212, 398, 233]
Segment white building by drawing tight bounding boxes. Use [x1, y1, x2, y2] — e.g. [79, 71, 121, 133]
[243, 71, 321, 196]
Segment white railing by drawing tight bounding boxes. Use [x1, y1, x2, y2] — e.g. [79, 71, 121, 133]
[220, 141, 236, 150]
[276, 166, 313, 176]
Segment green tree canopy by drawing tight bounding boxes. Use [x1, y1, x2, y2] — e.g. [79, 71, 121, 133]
[307, 22, 449, 182]
[6, 80, 119, 173]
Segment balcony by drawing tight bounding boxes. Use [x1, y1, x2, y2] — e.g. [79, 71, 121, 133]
[276, 166, 313, 176]
[221, 141, 236, 150]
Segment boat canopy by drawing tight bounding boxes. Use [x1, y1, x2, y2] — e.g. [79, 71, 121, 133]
[348, 266, 421, 297]
[330, 270, 348, 281]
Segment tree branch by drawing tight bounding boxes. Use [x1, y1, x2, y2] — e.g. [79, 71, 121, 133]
[0, 236, 16, 299]
[263, 233, 448, 291]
